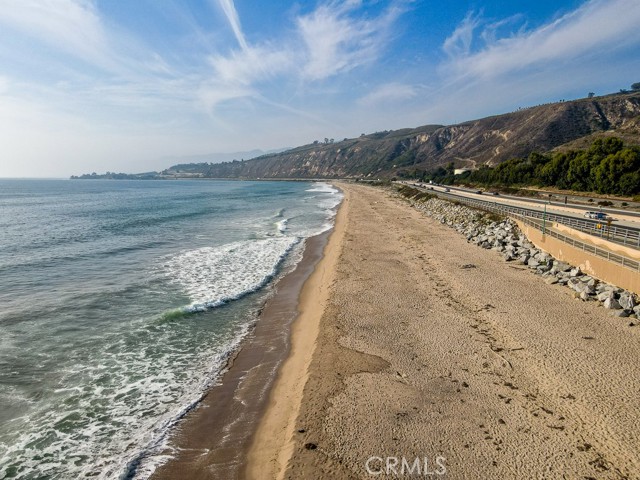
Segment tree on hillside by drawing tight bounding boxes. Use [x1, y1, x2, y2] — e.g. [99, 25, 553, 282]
[593, 149, 637, 194]
[589, 137, 623, 157]
[442, 137, 640, 195]
[632, 82, 640, 91]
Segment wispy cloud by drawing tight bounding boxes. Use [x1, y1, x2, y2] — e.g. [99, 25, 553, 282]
[5, 0, 637, 178]
[358, 82, 418, 106]
[442, 11, 481, 58]
[197, 82, 254, 112]
[297, 1, 405, 81]
[200, 1, 407, 109]
[215, 0, 248, 50]
[442, 0, 640, 80]
[209, 44, 293, 86]
[0, 0, 119, 72]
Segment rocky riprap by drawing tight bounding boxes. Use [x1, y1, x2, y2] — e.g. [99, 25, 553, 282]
[396, 191, 639, 320]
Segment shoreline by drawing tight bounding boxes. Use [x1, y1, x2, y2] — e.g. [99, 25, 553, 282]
[148, 232, 332, 479]
[149, 196, 343, 480]
[244, 186, 349, 480]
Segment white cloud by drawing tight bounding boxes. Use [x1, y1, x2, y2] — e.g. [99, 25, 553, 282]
[209, 44, 293, 87]
[215, 0, 248, 50]
[200, 1, 406, 109]
[442, 11, 481, 58]
[443, 0, 640, 80]
[359, 82, 418, 106]
[0, 0, 120, 72]
[297, 1, 404, 81]
[197, 82, 254, 111]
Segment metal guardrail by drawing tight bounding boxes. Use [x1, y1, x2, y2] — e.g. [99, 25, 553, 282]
[437, 192, 640, 273]
[433, 190, 640, 248]
[516, 215, 640, 273]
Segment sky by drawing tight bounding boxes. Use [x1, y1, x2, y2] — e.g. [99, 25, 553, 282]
[0, 0, 639, 177]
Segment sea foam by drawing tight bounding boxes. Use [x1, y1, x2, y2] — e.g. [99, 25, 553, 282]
[164, 237, 299, 312]
[305, 182, 339, 194]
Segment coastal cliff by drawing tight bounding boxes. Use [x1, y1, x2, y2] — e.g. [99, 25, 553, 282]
[74, 92, 640, 181]
[188, 92, 640, 179]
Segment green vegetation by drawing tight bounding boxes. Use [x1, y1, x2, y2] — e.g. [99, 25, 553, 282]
[424, 137, 640, 196]
[396, 185, 436, 202]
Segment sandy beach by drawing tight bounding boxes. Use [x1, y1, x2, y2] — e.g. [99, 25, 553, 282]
[250, 182, 640, 479]
[151, 230, 334, 480]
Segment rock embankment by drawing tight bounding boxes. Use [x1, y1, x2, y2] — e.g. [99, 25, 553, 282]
[395, 188, 639, 320]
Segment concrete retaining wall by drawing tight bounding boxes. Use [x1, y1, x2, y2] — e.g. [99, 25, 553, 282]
[516, 220, 640, 295]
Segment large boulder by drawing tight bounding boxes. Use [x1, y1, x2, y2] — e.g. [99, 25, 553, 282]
[553, 261, 572, 272]
[619, 292, 636, 311]
[597, 292, 616, 302]
[527, 257, 540, 268]
[503, 251, 516, 262]
[604, 297, 622, 310]
[568, 278, 585, 293]
[569, 267, 582, 278]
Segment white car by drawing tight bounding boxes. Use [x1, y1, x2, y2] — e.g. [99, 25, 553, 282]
[584, 211, 608, 220]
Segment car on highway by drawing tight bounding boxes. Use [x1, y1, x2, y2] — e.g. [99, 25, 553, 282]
[584, 211, 608, 220]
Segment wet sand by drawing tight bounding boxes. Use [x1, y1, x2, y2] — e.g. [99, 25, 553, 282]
[150, 229, 333, 480]
[253, 182, 640, 479]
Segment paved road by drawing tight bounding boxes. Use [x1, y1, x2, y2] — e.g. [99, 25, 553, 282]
[399, 182, 640, 249]
[443, 185, 640, 221]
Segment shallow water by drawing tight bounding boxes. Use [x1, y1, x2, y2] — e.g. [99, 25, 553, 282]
[0, 179, 341, 479]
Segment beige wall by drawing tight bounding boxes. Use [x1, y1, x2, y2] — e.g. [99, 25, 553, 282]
[516, 220, 640, 295]
[554, 222, 640, 260]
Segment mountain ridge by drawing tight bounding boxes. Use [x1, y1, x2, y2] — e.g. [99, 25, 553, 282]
[74, 91, 640, 180]
[192, 91, 640, 179]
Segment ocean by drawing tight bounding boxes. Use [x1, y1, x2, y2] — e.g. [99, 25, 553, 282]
[0, 179, 341, 479]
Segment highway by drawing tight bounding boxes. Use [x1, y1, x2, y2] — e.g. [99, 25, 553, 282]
[398, 181, 640, 249]
[441, 184, 640, 220]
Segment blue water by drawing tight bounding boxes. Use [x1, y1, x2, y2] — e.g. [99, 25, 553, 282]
[0, 179, 341, 479]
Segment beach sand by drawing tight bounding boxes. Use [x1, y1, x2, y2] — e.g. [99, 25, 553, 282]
[250, 182, 640, 479]
[150, 230, 333, 480]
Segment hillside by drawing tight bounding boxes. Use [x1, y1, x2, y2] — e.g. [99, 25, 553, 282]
[179, 92, 640, 179]
[76, 91, 640, 180]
